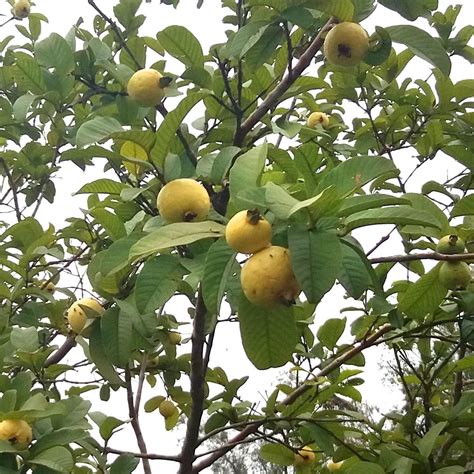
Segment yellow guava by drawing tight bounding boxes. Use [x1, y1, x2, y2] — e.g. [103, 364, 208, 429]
[66, 297, 105, 335]
[436, 235, 465, 254]
[13, 0, 30, 19]
[157, 178, 211, 223]
[0, 419, 32, 449]
[324, 22, 369, 67]
[294, 445, 316, 466]
[158, 400, 177, 419]
[327, 459, 344, 471]
[225, 209, 272, 254]
[168, 332, 182, 345]
[307, 111, 330, 128]
[240, 246, 301, 307]
[127, 69, 165, 107]
[439, 261, 471, 290]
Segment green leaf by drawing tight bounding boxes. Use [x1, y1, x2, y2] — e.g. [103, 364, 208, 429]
[229, 144, 267, 211]
[238, 296, 298, 370]
[202, 239, 237, 320]
[246, 24, 285, 71]
[99, 233, 143, 276]
[385, 25, 451, 75]
[338, 243, 371, 299]
[347, 462, 385, 474]
[15, 53, 45, 93]
[89, 324, 124, 387]
[129, 221, 225, 260]
[343, 206, 442, 232]
[352, 0, 376, 22]
[317, 0, 354, 21]
[35, 33, 74, 73]
[76, 117, 123, 148]
[223, 20, 270, 59]
[99, 416, 125, 441]
[398, 264, 447, 321]
[288, 226, 342, 304]
[316, 156, 397, 196]
[151, 91, 208, 167]
[110, 453, 139, 474]
[12, 93, 37, 122]
[30, 446, 74, 472]
[259, 443, 295, 466]
[76, 179, 127, 195]
[134, 255, 185, 313]
[416, 421, 447, 458]
[317, 318, 346, 350]
[452, 194, 474, 217]
[100, 307, 132, 368]
[379, 0, 437, 21]
[30, 429, 87, 456]
[157, 26, 204, 67]
[90, 209, 126, 241]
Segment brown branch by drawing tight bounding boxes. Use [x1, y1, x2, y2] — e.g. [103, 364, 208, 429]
[87, 0, 142, 69]
[369, 252, 474, 264]
[44, 335, 77, 367]
[105, 447, 180, 462]
[178, 290, 207, 473]
[192, 324, 392, 472]
[233, 17, 334, 146]
[125, 367, 152, 474]
[0, 157, 22, 221]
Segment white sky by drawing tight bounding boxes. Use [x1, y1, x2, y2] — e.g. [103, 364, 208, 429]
[3, 0, 474, 472]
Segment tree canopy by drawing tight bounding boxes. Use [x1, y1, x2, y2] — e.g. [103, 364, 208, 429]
[0, 0, 473, 473]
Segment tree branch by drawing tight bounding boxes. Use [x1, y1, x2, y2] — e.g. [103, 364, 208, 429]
[192, 324, 392, 472]
[178, 290, 207, 473]
[125, 367, 152, 474]
[369, 251, 474, 264]
[233, 17, 334, 146]
[44, 335, 77, 367]
[105, 447, 180, 462]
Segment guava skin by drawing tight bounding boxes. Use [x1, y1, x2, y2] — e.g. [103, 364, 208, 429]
[294, 446, 316, 466]
[0, 419, 32, 449]
[66, 298, 104, 334]
[240, 246, 301, 307]
[307, 111, 330, 128]
[157, 178, 211, 223]
[159, 400, 177, 418]
[439, 261, 471, 290]
[327, 459, 344, 471]
[225, 209, 272, 254]
[324, 22, 369, 67]
[127, 69, 165, 107]
[436, 235, 466, 254]
[168, 332, 182, 345]
[13, 0, 30, 19]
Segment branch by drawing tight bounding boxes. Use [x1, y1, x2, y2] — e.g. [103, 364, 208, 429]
[233, 17, 334, 146]
[44, 335, 77, 367]
[106, 447, 180, 462]
[178, 290, 207, 473]
[0, 157, 22, 221]
[369, 252, 474, 264]
[192, 324, 392, 472]
[125, 367, 152, 474]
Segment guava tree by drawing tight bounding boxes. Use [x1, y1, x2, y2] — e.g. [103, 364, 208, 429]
[0, 0, 473, 472]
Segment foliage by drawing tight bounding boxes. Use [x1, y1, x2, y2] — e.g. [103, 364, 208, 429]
[0, 0, 473, 472]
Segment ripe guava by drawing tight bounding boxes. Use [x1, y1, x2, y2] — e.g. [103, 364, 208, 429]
[157, 178, 210, 223]
[67, 297, 105, 335]
[13, 0, 30, 19]
[307, 111, 330, 128]
[159, 400, 177, 418]
[225, 209, 272, 254]
[127, 69, 165, 107]
[324, 22, 369, 67]
[240, 246, 300, 307]
[294, 445, 316, 466]
[0, 419, 32, 449]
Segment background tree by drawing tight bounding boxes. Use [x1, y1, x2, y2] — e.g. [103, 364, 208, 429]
[0, 0, 473, 473]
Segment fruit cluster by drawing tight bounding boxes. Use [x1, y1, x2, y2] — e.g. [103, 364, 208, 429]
[436, 235, 472, 290]
[225, 209, 300, 307]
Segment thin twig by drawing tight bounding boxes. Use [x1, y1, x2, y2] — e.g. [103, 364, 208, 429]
[369, 251, 474, 264]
